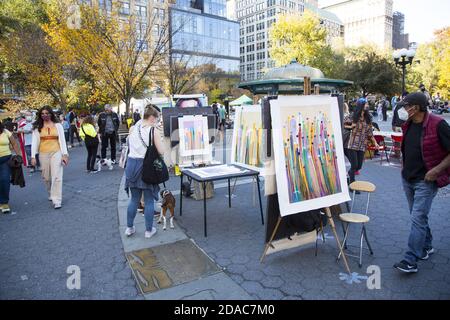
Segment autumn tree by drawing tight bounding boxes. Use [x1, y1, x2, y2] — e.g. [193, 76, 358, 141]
[269, 10, 343, 77]
[4, 90, 54, 113]
[0, 0, 71, 109]
[44, 0, 174, 114]
[342, 46, 401, 97]
[156, 53, 215, 96]
[406, 27, 450, 99]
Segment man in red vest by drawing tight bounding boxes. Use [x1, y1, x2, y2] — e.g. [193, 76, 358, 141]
[394, 92, 450, 273]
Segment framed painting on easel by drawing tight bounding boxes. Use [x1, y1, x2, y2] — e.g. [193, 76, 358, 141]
[270, 95, 351, 217]
[230, 105, 267, 174]
[178, 115, 211, 157]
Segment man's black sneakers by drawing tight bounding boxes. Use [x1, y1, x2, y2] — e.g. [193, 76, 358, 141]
[394, 260, 418, 273]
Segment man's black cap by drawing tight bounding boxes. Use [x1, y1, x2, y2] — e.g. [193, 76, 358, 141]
[403, 92, 428, 108]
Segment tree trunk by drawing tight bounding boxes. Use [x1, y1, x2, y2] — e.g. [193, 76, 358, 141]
[58, 93, 67, 113]
[125, 96, 131, 116]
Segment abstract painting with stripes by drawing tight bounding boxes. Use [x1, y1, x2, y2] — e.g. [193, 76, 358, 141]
[271, 96, 350, 216]
[231, 105, 265, 171]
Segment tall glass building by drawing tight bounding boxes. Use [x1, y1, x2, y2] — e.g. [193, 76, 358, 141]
[170, 0, 240, 72]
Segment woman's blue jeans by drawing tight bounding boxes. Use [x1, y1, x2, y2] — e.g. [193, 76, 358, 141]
[0, 155, 11, 205]
[127, 187, 155, 231]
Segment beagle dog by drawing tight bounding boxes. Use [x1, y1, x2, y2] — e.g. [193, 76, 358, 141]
[158, 189, 176, 230]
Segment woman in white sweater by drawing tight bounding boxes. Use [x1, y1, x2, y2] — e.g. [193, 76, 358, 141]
[124, 105, 164, 239]
[31, 106, 69, 209]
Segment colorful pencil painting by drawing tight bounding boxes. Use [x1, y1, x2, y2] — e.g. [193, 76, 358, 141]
[231, 106, 264, 171]
[178, 115, 210, 157]
[271, 96, 350, 217]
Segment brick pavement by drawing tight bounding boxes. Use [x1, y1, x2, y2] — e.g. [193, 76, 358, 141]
[1, 125, 449, 300]
[175, 159, 450, 300]
[0, 146, 140, 299]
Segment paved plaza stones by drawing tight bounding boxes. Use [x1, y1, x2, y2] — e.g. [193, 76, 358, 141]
[0, 147, 140, 300]
[1, 121, 450, 299]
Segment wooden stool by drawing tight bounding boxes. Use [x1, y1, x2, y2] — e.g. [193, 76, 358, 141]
[337, 181, 375, 268]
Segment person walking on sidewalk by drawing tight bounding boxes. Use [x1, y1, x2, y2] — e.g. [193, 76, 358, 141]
[419, 84, 433, 107]
[18, 112, 39, 172]
[345, 98, 379, 187]
[218, 104, 226, 131]
[376, 99, 383, 122]
[0, 122, 22, 213]
[393, 92, 450, 273]
[98, 104, 120, 163]
[124, 105, 163, 239]
[79, 115, 100, 173]
[31, 106, 69, 210]
[133, 109, 141, 124]
[60, 114, 70, 144]
[380, 96, 389, 122]
[67, 108, 81, 148]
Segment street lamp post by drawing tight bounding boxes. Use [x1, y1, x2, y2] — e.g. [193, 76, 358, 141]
[393, 48, 416, 94]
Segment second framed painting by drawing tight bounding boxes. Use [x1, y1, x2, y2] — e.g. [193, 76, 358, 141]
[230, 105, 266, 173]
[270, 95, 350, 217]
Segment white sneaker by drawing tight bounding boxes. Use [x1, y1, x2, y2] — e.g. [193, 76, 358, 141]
[125, 226, 136, 237]
[54, 203, 62, 209]
[144, 227, 157, 239]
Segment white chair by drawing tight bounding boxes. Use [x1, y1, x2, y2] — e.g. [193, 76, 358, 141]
[337, 181, 375, 268]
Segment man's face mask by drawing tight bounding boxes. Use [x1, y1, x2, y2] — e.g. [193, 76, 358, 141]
[398, 106, 416, 121]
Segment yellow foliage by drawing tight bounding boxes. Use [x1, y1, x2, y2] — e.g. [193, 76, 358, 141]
[4, 91, 54, 114]
[407, 27, 450, 99]
[268, 10, 336, 75]
[43, 0, 170, 112]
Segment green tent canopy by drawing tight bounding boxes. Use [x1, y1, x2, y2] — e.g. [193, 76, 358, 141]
[229, 95, 253, 106]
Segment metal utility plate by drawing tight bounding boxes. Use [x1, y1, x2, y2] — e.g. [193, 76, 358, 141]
[126, 239, 220, 294]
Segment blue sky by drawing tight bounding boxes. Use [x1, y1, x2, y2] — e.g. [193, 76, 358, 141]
[319, 0, 449, 44]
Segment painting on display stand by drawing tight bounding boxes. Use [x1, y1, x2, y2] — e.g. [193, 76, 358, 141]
[178, 115, 211, 157]
[270, 95, 350, 217]
[230, 105, 266, 174]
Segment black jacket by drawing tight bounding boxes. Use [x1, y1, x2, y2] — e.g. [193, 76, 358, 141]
[133, 112, 141, 123]
[97, 112, 120, 135]
[8, 155, 25, 188]
[68, 111, 77, 125]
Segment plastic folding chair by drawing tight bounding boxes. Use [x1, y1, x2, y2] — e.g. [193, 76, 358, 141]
[368, 134, 390, 164]
[390, 134, 403, 158]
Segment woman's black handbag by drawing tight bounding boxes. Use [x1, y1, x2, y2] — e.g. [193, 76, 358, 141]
[81, 126, 99, 148]
[140, 126, 169, 185]
[342, 128, 351, 148]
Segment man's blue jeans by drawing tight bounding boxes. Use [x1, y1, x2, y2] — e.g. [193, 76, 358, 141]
[0, 155, 11, 205]
[402, 179, 438, 264]
[127, 188, 155, 232]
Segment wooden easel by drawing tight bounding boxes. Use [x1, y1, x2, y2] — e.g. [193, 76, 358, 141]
[259, 78, 351, 275]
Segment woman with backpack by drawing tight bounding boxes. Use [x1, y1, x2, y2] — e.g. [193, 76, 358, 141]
[124, 104, 165, 239]
[79, 115, 100, 173]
